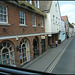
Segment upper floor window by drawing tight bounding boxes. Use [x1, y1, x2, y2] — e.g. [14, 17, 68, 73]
[41, 17, 43, 27]
[35, 0, 39, 8]
[19, 11, 25, 25]
[26, 0, 32, 5]
[32, 14, 36, 26]
[0, 5, 8, 23]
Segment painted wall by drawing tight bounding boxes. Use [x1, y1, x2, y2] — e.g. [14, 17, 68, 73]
[50, 1, 61, 33]
[45, 1, 61, 34]
[69, 27, 74, 37]
[59, 20, 65, 42]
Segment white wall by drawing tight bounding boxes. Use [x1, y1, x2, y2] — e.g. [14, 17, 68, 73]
[45, 1, 61, 34]
[45, 13, 52, 33]
[50, 1, 61, 33]
[69, 27, 74, 37]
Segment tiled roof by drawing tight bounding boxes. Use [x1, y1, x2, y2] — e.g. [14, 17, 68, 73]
[7, 1, 46, 17]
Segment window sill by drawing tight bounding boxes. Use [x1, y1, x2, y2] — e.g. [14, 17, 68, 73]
[0, 23, 10, 26]
[32, 26, 37, 28]
[41, 26, 43, 28]
[19, 25, 27, 27]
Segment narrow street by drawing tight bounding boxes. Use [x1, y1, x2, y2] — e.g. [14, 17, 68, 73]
[22, 37, 74, 74]
[52, 36, 75, 74]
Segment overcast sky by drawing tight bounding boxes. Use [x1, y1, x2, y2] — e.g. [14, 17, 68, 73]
[58, 1, 75, 23]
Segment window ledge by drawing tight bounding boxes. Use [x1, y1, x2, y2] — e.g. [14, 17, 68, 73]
[0, 23, 10, 26]
[19, 25, 27, 27]
[41, 26, 43, 28]
[32, 26, 37, 28]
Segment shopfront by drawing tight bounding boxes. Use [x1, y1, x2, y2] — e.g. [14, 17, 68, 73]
[33, 36, 39, 58]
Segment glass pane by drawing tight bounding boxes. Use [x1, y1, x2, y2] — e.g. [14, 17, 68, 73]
[0, 44, 2, 49]
[3, 60, 6, 65]
[23, 53, 25, 57]
[10, 46, 13, 51]
[0, 55, 1, 61]
[11, 60, 14, 65]
[7, 43, 10, 47]
[10, 52, 13, 58]
[23, 57, 25, 62]
[3, 42, 6, 47]
[0, 61, 2, 64]
[2, 54, 6, 60]
[7, 59, 10, 64]
[2, 48, 8, 53]
[22, 44, 26, 52]
[6, 53, 9, 58]
[20, 59, 22, 63]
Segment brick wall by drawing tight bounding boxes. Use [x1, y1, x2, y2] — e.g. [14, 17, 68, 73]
[0, 2, 45, 37]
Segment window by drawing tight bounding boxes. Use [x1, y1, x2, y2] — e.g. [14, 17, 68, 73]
[35, 0, 39, 8]
[0, 42, 14, 65]
[26, 0, 32, 5]
[19, 39, 30, 64]
[0, 5, 8, 23]
[19, 11, 25, 25]
[32, 14, 36, 26]
[41, 17, 43, 27]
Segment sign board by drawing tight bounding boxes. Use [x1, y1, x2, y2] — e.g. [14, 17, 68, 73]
[41, 36, 45, 39]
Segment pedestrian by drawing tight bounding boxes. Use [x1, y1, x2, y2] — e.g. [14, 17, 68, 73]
[55, 40, 58, 47]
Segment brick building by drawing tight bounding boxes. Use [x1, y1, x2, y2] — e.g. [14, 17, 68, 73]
[0, 1, 48, 67]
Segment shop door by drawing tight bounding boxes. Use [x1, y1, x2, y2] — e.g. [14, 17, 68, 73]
[33, 37, 39, 58]
[41, 39, 45, 53]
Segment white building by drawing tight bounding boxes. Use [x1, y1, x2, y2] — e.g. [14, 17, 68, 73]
[59, 20, 65, 42]
[40, 0, 61, 46]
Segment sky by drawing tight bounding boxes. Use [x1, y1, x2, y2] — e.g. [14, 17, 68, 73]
[58, 1, 75, 23]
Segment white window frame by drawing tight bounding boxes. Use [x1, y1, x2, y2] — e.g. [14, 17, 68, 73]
[26, 0, 32, 5]
[19, 11, 25, 26]
[41, 17, 43, 27]
[32, 14, 36, 27]
[35, 0, 39, 8]
[0, 5, 8, 24]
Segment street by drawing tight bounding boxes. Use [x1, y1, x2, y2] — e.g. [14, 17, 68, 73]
[22, 37, 74, 74]
[52, 36, 75, 74]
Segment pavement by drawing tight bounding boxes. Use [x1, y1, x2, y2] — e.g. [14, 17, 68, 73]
[22, 37, 73, 72]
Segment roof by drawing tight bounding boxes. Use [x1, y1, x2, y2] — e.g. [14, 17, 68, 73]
[39, 1, 52, 12]
[7, 1, 46, 17]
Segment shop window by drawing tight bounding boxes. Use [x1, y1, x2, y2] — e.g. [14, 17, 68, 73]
[0, 42, 14, 65]
[19, 39, 30, 64]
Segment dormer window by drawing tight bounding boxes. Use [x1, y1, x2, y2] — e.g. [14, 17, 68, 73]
[35, 0, 39, 8]
[26, 0, 32, 5]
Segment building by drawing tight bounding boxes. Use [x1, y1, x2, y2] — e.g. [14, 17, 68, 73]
[59, 19, 65, 42]
[69, 22, 74, 37]
[61, 16, 69, 39]
[39, 1, 61, 47]
[0, 1, 47, 67]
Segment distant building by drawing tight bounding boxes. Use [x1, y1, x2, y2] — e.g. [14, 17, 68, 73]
[69, 22, 74, 37]
[59, 19, 65, 42]
[61, 16, 69, 39]
[39, 0, 61, 47]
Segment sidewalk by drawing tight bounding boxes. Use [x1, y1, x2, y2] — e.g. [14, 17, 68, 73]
[22, 37, 73, 72]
